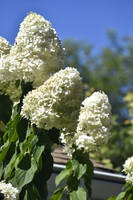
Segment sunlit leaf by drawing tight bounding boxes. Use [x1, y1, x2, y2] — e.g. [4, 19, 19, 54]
[50, 188, 64, 200]
[55, 167, 72, 187]
[70, 187, 86, 200]
[11, 157, 38, 191]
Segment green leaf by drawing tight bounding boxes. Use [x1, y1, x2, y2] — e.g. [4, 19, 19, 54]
[108, 197, 116, 200]
[0, 140, 10, 162]
[22, 184, 42, 200]
[87, 159, 94, 179]
[127, 194, 133, 200]
[116, 192, 126, 200]
[122, 182, 129, 190]
[10, 157, 38, 191]
[0, 163, 3, 179]
[41, 150, 53, 182]
[23, 190, 28, 200]
[71, 159, 87, 179]
[4, 151, 17, 179]
[0, 94, 12, 123]
[55, 168, 72, 186]
[15, 132, 37, 168]
[70, 187, 87, 200]
[29, 134, 38, 150]
[34, 151, 53, 199]
[83, 159, 94, 197]
[4, 113, 19, 144]
[77, 163, 87, 180]
[50, 188, 64, 200]
[18, 153, 31, 170]
[67, 173, 79, 192]
[32, 185, 42, 200]
[0, 114, 20, 163]
[66, 159, 72, 169]
[71, 159, 79, 171]
[125, 185, 133, 200]
[17, 118, 28, 142]
[55, 159, 72, 186]
[32, 144, 45, 165]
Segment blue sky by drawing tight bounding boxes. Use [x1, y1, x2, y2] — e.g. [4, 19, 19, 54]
[0, 0, 133, 52]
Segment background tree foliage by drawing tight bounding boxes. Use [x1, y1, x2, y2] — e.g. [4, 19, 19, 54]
[63, 30, 133, 170]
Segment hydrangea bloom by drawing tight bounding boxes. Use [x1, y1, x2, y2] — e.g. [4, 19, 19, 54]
[0, 37, 11, 80]
[0, 181, 19, 200]
[123, 156, 133, 184]
[0, 12, 64, 87]
[0, 37, 22, 101]
[123, 156, 133, 174]
[75, 91, 111, 152]
[0, 37, 11, 56]
[21, 67, 83, 130]
[126, 173, 133, 185]
[0, 81, 22, 102]
[60, 128, 75, 155]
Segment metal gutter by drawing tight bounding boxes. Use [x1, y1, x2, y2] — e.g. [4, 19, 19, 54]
[53, 163, 125, 184]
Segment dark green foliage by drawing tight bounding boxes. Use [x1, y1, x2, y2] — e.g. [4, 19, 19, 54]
[51, 151, 94, 200]
[0, 94, 12, 123]
[0, 107, 56, 199]
[50, 188, 64, 200]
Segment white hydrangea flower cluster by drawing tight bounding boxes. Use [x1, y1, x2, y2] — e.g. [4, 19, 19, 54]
[21, 67, 83, 130]
[60, 128, 75, 155]
[123, 156, 133, 184]
[126, 173, 133, 185]
[0, 81, 22, 102]
[0, 37, 11, 56]
[0, 12, 64, 87]
[0, 37, 22, 101]
[0, 56, 11, 82]
[0, 36, 11, 82]
[0, 181, 19, 200]
[74, 91, 111, 152]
